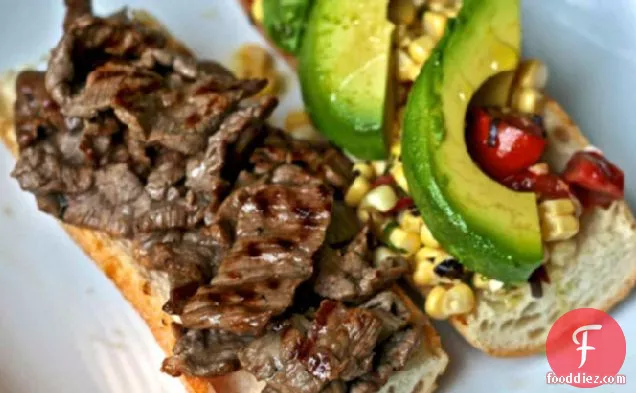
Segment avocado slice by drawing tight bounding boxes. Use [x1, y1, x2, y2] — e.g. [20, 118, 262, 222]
[299, 0, 395, 160]
[402, 0, 543, 282]
[263, 0, 313, 54]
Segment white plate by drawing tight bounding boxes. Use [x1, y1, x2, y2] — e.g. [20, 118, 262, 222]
[0, 1, 633, 392]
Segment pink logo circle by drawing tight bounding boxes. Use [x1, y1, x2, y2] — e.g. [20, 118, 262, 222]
[546, 308, 626, 388]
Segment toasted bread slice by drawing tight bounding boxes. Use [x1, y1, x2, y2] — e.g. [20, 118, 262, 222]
[0, 36, 447, 393]
[448, 99, 636, 356]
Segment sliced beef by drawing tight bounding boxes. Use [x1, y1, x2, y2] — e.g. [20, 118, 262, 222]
[162, 328, 252, 378]
[239, 301, 382, 393]
[314, 227, 408, 302]
[251, 131, 353, 191]
[63, 0, 92, 31]
[13, 71, 67, 150]
[11, 3, 421, 390]
[178, 184, 332, 335]
[351, 328, 421, 392]
[46, 15, 169, 107]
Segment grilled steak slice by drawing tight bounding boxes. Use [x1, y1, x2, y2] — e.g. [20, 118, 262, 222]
[314, 226, 408, 302]
[162, 328, 253, 378]
[239, 301, 382, 393]
[179, 184, 332, 335]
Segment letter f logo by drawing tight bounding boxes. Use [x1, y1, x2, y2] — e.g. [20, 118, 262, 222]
[572, 324, 602, 368]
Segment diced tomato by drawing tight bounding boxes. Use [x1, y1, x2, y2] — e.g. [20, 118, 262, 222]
[562, 151, 624, 208]
[502, 170, 571, 200]
[372, 174, 396, 188]
[388, 197, 414, 214]
[467, 108, 547, 181]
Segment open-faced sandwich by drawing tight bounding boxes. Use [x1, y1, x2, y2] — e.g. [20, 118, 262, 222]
[0, 1, 449, 393]
[240, 0, 636, 356]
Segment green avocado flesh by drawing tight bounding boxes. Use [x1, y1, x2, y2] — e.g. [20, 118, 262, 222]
[263, 0, 313, 54]
[401, 0, 543, 283]
[299, 0, 394, 160]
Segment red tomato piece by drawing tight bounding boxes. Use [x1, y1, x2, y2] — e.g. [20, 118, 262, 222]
[562, 151, 624, 208]
[502, 170, 571, 200]
[372, 174, 396, 188]
[387, 197, 414, 214]
[467, 108, 547, 181]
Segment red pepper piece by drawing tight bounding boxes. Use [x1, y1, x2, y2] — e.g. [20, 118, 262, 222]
[467, 108, 547, 181]
[502, 170, 571, 200]
[562, 151, 624, 208]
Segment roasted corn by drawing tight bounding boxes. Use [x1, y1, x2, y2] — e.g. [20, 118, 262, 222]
[539, 198, 580, 241]
[390, 163, 409, 193]
[413, 260, 439, 287]
[345, 176, 372, 207]
[444, 282, 476, 315]
[399, 210, 423, 233]
[388, 228, 422, 256]
[353, 162, 376, 180]
[364, 185, 399, 212]
[425, 286, 448, 319]
[515, 59, 549, 90]
[422, 11, 447, 40]
[420, 222, 440, 248]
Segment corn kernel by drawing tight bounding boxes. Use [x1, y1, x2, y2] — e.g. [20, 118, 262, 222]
[472, 273, 490, 290]
[539, 199, 577, 216]
[511, 87, 544, 114]
[444, 282, 476, 315]
[541, 214, 580, 242]
[408, 36, 436, 65]
[345, 176, 371, 207]
[416, 247, 448, 263]
[471, 70, 514, 108]
[372, 160, 388, 176]
[420, 222, 440, 248]
[390, 163, 409, 193]
[357, 206, 372, 223]
[363, 185, 398, 212]
[515, 59, 549, 90]
[399, 210, 423, 233]
[389, 228, 422, 256]
[289, 125, 324, 141]
[397, 25, 412, 48]
[425, 286, 448, 320]
[233, 44, 273, 79]
[251, 0, 264, 23]
[353, 162, 375, 180]
[375, 246, 398, 266]
[389, 0, 417, 25]
[413, 260, 439, 287]
[423, 11, 447, 40]
[539, 198, 580, 242]
[398, 50, 421, 82]
[285, 110, 310, 131]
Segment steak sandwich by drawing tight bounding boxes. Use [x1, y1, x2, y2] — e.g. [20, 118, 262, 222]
[0, 1, 448, 393]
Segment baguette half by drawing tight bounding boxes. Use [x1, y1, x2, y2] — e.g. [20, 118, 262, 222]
[237, 1, 636, 357]
[0, 21, 448, 393]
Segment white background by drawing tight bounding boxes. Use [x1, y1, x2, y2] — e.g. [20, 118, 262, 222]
[0, 0, 633, 392]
